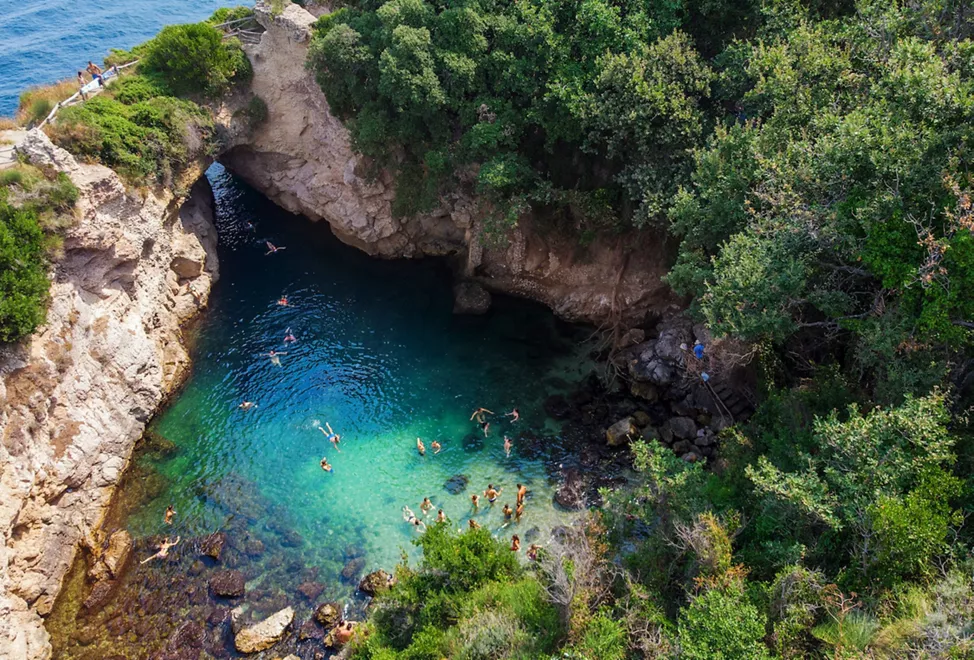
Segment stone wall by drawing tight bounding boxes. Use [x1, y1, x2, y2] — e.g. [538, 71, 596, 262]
[0, 132, 218, 660]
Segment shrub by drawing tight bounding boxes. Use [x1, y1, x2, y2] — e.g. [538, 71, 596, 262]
[111, 75, 167, 105]
[17, 79, 79, 126]
[208, 6, 255, 25]
[571, 611, 627, 660]
[677, 586, 772, 660]
[139, 23, 251, 97]
[0, 197, 49, 342]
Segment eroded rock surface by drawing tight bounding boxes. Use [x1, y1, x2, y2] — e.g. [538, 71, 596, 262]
[0, 131, 217, 660]
[234, 606, 294, 654]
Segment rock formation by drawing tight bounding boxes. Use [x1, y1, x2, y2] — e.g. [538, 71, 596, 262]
[0, 131, 218, 660]
[221, 0, 680, 325]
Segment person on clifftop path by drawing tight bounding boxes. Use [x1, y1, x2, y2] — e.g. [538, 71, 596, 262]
[86, 61, 103, 86]
[164, 505, 175, 525]
[320, 456, 333, 472]
[319, 422, 341, 451]
[140, 537, 180, 564]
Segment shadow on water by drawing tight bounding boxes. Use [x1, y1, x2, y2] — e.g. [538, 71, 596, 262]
[47, 164, 605, 659]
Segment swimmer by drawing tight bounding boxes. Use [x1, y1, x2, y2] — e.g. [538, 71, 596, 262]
[471, 493, 480, 510]
[335, 621, 355, 646]
[470, 407, 493, 424]
[482, 421, 490, 438]
[284, 328, 296, 343]
[265, 241, 286, 255]
[411, 518, 426, 531]
[516, 483, 528, 505]
[277, 296, 289, 306]
[527, 544, 541, 561]
[468, 519, 481, 530]
[510, 534, 521, 552]
[502, 504, 513, 519]
[164, 505, 174, 525]
[420, 497, 433, 514]
[140, 537, 180, 564]
[417, 438, 426, 456]
[239, 401, 256, 410]
[506, 408, 520, 422]
[262, 350, 287, 366]
[402, 506, 426, 530]
[503, 436, 512, 457]
[244, 221, 254, 231]
[515, 501, 524, 521]
[431, 440, 442, 454]
[320, 457, 333, 472]
[436, 509, 447, 523]
[319, 423, 341, 451]
[484, 484, 502, 503]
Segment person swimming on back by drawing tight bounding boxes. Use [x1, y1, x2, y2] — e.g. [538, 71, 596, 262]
[319, 423, 341, 451]
[320, 456, 333, 472]
[239, 401, 256, 410]
[420, 497, 433, 514]
[416, 438, 426, 456]
[402, 506, 426, 530]
[263, 350, 287, 366]
[506, 408, 520, 422]
[503, 436, 512, 457]
[284, 328, 296, 343]
[484, 484, 501, 504]
[431, 440, 442, 454]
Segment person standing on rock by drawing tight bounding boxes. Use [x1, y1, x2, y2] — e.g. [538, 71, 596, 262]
[164, 505, 175, 525]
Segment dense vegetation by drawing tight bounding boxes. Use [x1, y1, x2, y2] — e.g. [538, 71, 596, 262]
[311, 0, 974, 657]
[0, 165, 78, 342]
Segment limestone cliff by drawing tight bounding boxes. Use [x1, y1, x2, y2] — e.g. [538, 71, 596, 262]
[0, 132, 218, 660]
[221, 0, 680, 325]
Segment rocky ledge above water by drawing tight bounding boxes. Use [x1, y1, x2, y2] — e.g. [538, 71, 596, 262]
[0, 131, 218, 660]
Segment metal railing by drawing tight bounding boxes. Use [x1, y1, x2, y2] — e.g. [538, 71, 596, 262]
[37, 59, 140, 129]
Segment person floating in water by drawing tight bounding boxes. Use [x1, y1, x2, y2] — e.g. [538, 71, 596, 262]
[421, 497, 433, 514]
[277, 296, 289, 306]
[502, 504, 513, 519]
[402, 506, 426, 530]
[164, 505, 175, 525]
[319, 423, 341, 451]
[503, 436, 512, 457]
[140, 537, 180, 564]
[416, 438, 426, 456]
[436, 509, 447, 523]
[320, 456, 333, 472]
[471, 493, 480, 510]
[263, 350, 287, 366]
[431, 440, 442, 454]
[506, 408, 520, 423]
[516, 483, 528, 506]
[265, 241, 286, 255]
[510, 534, 521, 552]
[239, 401, 256, 410]
[468, 519, 480, 530]
[484, 484, 501, 504]
[284, 328, 296, 343]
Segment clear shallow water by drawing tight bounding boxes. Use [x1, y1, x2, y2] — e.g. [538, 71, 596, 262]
[45, 164, 596, 657]
[0, 0, 239, 117]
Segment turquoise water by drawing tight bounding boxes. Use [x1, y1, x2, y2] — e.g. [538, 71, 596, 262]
[130, 164, 589, 579]
[0, 0, 239, 117]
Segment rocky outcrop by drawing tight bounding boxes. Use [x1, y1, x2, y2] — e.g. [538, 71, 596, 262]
[0, 131, 218, 660]
[234, 606, 294, 654]
[221, 1, 679, 325]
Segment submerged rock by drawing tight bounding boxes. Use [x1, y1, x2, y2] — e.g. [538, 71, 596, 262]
[314, 602, 342, 628]
[82, 580, 117, 613]
[453, 281, 492, 314]
[298, 620, 324, 641]
[297, 581, 325, 602]
[341, 557, 366, 583]
[554, 470, 585, 510]
[358, 570, 391, 596]
[443, 474, 469, 495]
[209, 570, 245, 598]
[234, 606, 294, 654]
[88, 529, 133, 583]
[200, 532, 227, 561]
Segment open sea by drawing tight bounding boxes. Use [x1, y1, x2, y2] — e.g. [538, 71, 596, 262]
[0, 0, 239, 117]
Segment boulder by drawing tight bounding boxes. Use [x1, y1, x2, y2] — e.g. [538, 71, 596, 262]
[630, 381, 659, 402]
[297, 581, 325, 602]
[166, 621, 205, 654]
[188, 560, 206, 576]
[672, 440, 692, 455]
[667, 417, 698, 440]
[234, 607, 294, 654]
[298, 620, 323, 641]
[209, 570, 246, 598]
[358, 570, 391, 596]
[681, 452, 702, 463]
[200, 532, 227, 561]
[82, 579, 116, 613]
[341, 557, 366, 583]
[314, 602, 342, 628]
[620, 328, 646, 347]
[88, 530, 133, 583]
[244, 539, 265, 557]
[632, 410, 652, 428]
[554, 470, 585, 510]
[605, 417, 638, 447]
[695, 431, 715, 447]
[453, 281, 492, 314]
[443, 474, 469, 495]
[641, 426, 661, 442]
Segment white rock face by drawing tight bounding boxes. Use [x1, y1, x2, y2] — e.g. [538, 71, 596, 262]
[222, 1, 679, 324]
[234, 607, 295, 654]
[0, 131, 218, 660]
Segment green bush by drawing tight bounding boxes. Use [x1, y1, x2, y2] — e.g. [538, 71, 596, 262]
[111, 75, 167, 105]
[571, 610, 628, 660]
[0, 197, 50, 342]
[677, 587, 772, 660]
[208, 6, 255, 25]
[139, 22, 251, 97]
